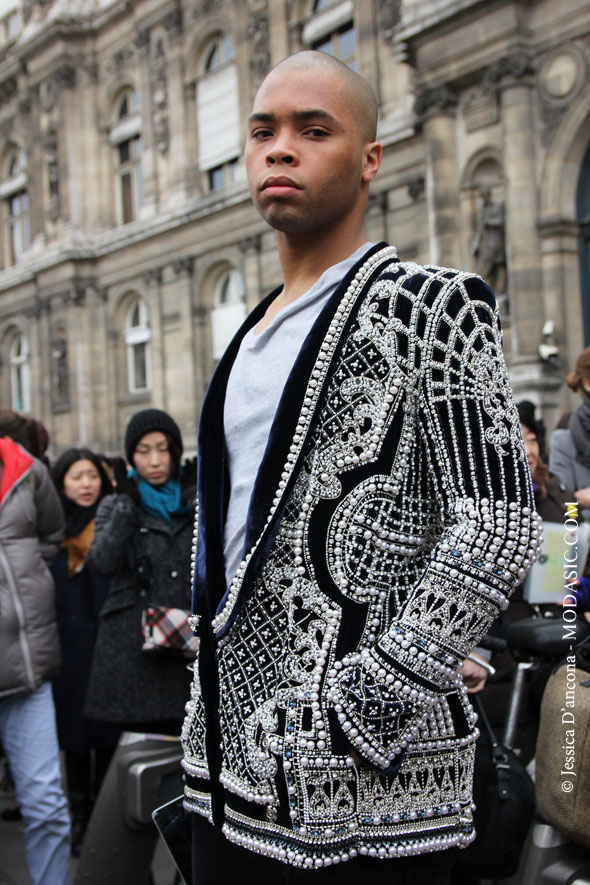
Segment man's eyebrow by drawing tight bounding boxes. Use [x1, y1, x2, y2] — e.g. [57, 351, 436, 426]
[248, 109, 338, 126]
[248, 112, 276, 125]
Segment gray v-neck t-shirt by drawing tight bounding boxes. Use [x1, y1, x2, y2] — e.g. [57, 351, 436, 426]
[222, 243, 373, 588]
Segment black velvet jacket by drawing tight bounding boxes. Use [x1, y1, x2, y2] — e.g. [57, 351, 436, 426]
[182, 244, 540, 869]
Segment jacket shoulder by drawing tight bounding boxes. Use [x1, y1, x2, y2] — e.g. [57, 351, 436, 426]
[373, 259, 496, 307]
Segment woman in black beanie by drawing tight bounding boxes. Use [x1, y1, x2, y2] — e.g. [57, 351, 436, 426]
[50, 448, 120, 856]
[84, 409, 195, 735]
[77, 410, 196, 882]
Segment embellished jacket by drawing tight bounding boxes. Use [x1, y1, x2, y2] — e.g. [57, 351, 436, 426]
[182, 244, 540, 869]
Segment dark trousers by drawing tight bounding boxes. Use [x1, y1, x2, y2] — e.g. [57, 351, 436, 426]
[192, 814, 454, 885]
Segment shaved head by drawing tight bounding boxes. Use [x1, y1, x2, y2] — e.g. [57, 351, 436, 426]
[258, 51, 378, 144]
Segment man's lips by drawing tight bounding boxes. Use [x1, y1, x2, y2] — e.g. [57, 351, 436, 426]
[260, 176, 302, 193]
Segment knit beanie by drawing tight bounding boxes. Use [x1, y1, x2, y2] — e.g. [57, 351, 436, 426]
[124, 408, 183, 464]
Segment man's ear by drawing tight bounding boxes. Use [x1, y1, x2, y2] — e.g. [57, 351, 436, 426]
[361, 141, 382, 184]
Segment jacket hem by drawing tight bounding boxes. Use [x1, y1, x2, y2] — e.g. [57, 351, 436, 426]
[218, 805, 474, 869]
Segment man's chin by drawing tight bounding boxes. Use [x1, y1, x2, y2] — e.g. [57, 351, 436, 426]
[258, 206, 320, 235]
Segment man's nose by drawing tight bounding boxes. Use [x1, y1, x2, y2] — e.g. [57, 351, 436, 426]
[266, 133, 296, 165]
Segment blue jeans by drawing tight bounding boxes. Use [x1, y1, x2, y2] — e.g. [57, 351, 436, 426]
[0, 682, 71, 884]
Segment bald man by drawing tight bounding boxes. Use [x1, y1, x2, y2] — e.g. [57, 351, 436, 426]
[181, 52, 539, 883]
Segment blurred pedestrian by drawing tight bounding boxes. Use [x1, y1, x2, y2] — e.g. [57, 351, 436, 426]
[0, 410, 70, 884]
[549, 347, 590, 519]
[51, 448, 121, 856]
[85, 408, 195, 734]
[75, 409, 195, 884]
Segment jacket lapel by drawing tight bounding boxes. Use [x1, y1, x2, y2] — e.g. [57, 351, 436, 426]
[210, 243, 398, 638]
[193, 287, 280, 622]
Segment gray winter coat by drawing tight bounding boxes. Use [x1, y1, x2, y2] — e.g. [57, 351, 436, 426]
[84, 488, 195, 729]
[0, 439, 63, 698]
[549, 428, 590, 520]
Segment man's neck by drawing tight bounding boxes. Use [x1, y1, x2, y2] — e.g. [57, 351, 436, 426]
[278, 224, 370, 299]
[254, 228, 369, 335]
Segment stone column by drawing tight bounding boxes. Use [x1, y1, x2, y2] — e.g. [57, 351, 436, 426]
[161, 11, 187, 207]
[240, 234, 262, 313]
[486, 54, 542, 358]
[164, 258, 198, 449]
[414, 85, 461, 268]
[143, 268, 166, 408]
[49, 64, 77, 228]
[135, 28, 159, 218]
[89, 285, 119, 452]
[26, 299, 48, 421]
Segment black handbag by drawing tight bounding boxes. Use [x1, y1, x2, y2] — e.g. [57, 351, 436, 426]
[454, 693, 535, 880]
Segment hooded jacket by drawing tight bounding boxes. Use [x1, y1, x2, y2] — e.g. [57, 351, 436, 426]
[181, 245, 540, 869]
[0, 438, 63, 698]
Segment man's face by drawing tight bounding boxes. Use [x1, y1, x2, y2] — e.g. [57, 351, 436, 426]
[245, 67, 378, 236]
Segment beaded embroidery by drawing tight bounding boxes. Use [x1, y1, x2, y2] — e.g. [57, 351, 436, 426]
[182, 253, 541, 868]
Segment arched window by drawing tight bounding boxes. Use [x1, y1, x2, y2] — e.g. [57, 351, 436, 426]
[304, 1, 357, 71]
[124, 299, 151, 392]
[1, 147, 30, 266]
[109, 88, 143, 224]
[9, 331, 30, 413]
[211, 269, 246, 360]
[196, 34, 240, 191]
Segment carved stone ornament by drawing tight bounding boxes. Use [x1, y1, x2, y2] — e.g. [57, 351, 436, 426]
[483, 53, 534, 94]
[239, 234, 262, 254]
[377, 0, 402, 45]
[52, 64, 76, 90]
[44, 130, 60, 220]
[0, 117, 13, 140]
[152, 58, 169, 154]
[368, 190, 388, 213]
[113, 47, 134, 70]
[18, 94, 32, 116]
[173, 257, 194, 276]
[413, 84, 458, 121]
[135, 28, 150, 51]
[537, 44, 587, 147]
[51, 334, 69, 406]
[249, 12, 271, 82]
[407, 176, 425, 202]
[163, 9, 183, 33]
[463, 87, 499, 132]
[192, 0, 222, 20]
[143, 267, 163, 286]
[0, 78, 18, 110]
[40, 78, 57, 111]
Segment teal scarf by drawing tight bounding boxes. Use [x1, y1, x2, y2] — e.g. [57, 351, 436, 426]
[128, 468, 186, 525]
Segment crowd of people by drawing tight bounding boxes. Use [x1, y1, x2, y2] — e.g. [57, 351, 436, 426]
[0, 406, 196, 884]
[1, 49, 590, 885]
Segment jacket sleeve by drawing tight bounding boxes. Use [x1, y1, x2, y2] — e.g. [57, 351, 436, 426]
[327, 274, 541, 771]
[548, 430, 577, 493]
[86, 493, 137, 575]
[34, 462, 64, 565]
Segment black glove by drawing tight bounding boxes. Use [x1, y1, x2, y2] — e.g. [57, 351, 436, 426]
[112, 458, 140, 506]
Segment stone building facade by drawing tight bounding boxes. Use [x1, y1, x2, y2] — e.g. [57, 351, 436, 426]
[0, 0, 588, 455]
